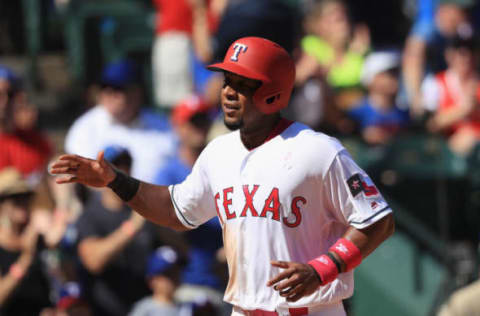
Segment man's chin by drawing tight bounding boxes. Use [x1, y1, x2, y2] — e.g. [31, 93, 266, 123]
[224, 118, 243, 131]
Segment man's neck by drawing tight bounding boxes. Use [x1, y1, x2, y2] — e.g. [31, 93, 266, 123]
[240, 115, 281, 150]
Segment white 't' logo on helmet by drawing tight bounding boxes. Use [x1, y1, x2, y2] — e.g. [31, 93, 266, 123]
[230, 43, 248, 62]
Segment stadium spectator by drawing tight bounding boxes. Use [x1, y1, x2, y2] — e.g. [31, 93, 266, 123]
[39, 281, 92, 316]
[74, 146, 165, 316]
[0, 167, 53, 316]
[153, 95, 229, 315]
[295, 0, 370, 110]
[64, 59, 176, 183]
[402, 0, 474, 118]
[422, 35, 480, 156]
[128, 246, 186, 316]
[0, 65, 53, 183]
[348, 51, 409, 145]
[154, 95, 213, 185]
[151, 0, 223, 109]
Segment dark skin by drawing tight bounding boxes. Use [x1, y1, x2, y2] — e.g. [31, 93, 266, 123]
[50, 71, 395, 303]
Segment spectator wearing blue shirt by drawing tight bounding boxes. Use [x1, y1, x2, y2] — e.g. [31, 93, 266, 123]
[64, 59, 177, 183]
[402, 0, 474, 118]
[349, 51, 409, 145]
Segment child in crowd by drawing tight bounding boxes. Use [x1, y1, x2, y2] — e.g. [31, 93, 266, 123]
[348, 51, 409, 145]
[129, 246, 185, 316]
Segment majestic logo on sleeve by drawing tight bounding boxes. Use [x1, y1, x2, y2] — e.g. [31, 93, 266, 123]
[213, 185, 305, 227]
[347, 173, 379, 198]
[230, 43, 248, 61]
[334, 243, 348, 254]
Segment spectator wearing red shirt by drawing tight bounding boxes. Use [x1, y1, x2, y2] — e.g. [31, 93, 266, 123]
[422, 35, 480, 156]
[0, 65, 53, 182]
[151, 0, 223, 109]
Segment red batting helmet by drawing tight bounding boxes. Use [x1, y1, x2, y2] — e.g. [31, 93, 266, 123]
[207, 37, 296, 114]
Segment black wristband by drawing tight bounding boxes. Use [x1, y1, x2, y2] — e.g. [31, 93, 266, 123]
[326, 252, 342, 273]
[107, 169, 140, 202]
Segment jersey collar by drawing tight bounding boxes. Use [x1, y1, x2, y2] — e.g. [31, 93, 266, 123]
[248, 118, 294, 151]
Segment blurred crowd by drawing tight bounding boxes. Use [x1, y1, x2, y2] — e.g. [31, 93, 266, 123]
[0, 0, 480, 315]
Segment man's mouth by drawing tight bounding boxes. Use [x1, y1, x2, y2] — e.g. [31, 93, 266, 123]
[223, 103, 239, 115]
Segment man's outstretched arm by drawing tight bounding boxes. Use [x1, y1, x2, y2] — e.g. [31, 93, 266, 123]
[50, 151, 188, 231]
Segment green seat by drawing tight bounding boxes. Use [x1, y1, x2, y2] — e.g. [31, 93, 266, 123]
[99, 13, 155, 106]
[353, 231, 449, 316]
[100, 14, 154, 63]
[380, 134, 468, 180]
[63, 0, 150, 84]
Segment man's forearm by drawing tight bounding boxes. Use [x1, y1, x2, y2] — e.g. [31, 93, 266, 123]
[107, 170, 187, 231]
[344, 213, 395, 260]
[127, 182, 188, 231]
[326, 213, 395, 274]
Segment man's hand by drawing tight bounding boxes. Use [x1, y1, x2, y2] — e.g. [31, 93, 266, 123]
[267, 261, 321, 302]
[49, 151, 116, 187]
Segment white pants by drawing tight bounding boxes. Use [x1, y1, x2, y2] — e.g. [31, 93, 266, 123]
[152, 32, 193, 108]
[231, 303, 346, 316]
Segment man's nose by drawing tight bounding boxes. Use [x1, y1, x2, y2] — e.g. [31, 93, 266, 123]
[223, 84, 238, 99]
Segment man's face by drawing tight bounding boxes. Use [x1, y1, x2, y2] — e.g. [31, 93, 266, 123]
[221, 72, 262, 131]
[446, 47, 475, 76]
[100, 86, 141, 124]
[1, 195, 32, 227]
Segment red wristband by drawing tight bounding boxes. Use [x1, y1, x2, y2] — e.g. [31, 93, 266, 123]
[308, 254, 338, 285]
[9, 263, 25, 280]
[329, 238, 362, 272]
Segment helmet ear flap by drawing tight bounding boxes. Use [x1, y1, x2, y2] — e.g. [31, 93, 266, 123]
[254, 85, 289, 114]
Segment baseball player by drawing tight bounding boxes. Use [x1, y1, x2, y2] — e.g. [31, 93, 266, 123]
[50, 37, 395, 316]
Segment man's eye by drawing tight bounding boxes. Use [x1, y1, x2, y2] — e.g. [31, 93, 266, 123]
[223, 78, 231, 88]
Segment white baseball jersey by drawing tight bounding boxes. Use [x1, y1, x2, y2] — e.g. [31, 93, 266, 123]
[169, 120, 392, 312]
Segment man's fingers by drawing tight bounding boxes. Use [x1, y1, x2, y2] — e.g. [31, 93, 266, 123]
[281, 282, 304, 298]
[50, 166, 77, 174]
[267, 261, 292, 287]
[286, 284, 306, 302]
[58, 154, 81, 162]
[270, 261, 289, 268]
[97, 151, 110, 170]
[59, 154, 90, 165]
[275, 273, 301, 292]
[50, 160, 76, 170]
[97, 151, 105, 164]
[267, 271, 293, 287]
[55, 175, 78, 184]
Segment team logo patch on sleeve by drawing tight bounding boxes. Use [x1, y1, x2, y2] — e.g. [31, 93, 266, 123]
[347, 173, 379, 198]
[347, 174, 363, 197]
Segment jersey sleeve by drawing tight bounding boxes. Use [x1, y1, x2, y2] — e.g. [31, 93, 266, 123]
[168, 151, 216, 229]
[323, 150, 392, 229]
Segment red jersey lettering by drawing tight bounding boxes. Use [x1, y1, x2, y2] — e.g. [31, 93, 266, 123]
[260, 188, 280, 221]
[223, 187, 236, 219]
[240, 184, 259, 217]
[283, 196, 305, 228]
